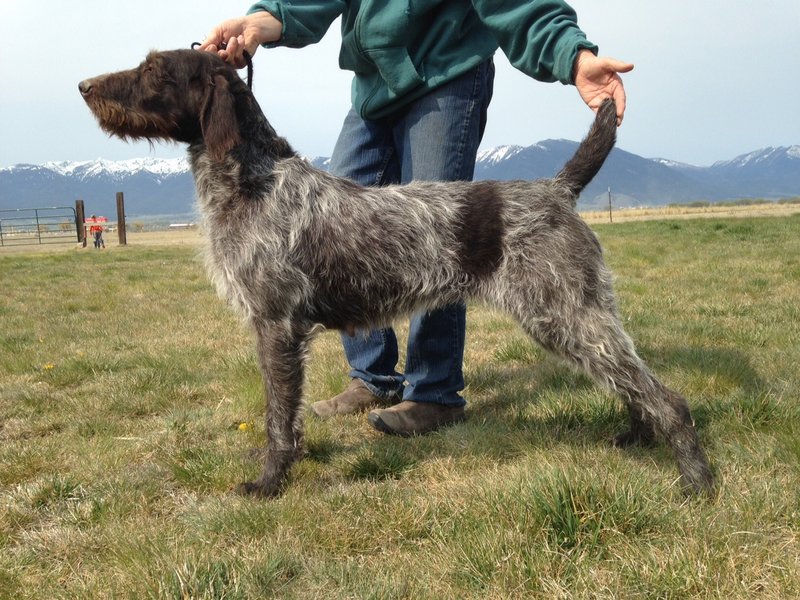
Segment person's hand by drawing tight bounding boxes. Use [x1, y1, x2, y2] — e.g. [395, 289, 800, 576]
[573, 50, 634, 125]
[198, 12, 282, 68]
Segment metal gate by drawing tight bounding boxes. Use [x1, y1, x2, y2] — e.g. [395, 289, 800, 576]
[0, 206, 80, 247]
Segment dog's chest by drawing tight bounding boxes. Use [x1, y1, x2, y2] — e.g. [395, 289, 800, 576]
[201, 215, 305, 322]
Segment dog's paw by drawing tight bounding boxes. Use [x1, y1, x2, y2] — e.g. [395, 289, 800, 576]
[677, 450, 717, 498]
[680, 470, 717, 498]
[234, 479, 283, 499]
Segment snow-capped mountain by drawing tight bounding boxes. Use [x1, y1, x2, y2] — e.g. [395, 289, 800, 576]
[42, 157, 190, 179]
[672, 145, 800, 204]
[472, 143, 800, 208]
[1, 145, 798, 215]
[476, 144, 527, 166]
[713, 146, 800, 169]
[0, 158, 196, 216]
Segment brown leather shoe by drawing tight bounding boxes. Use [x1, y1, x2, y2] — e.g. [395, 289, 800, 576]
[309, 378, 388, 419]
[368, 401, 466, 437]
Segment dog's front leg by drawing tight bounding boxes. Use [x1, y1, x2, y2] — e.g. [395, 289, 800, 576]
[237, 318, 309, 499]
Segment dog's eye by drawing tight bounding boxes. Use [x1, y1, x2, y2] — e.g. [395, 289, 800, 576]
[140, 60, 160, 77]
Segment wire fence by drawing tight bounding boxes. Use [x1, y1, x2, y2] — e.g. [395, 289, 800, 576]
[0, 206, 80, 247]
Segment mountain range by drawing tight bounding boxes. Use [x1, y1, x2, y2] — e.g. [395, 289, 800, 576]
[1, 143, 798, 217]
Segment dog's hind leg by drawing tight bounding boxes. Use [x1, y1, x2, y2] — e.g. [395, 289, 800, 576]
[237, 318, 310, 498]
[517, 307, 714, 495]
[613, 402, 656, 448]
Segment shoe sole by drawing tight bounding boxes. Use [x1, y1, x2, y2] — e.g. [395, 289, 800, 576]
[367, 412, 413, 437]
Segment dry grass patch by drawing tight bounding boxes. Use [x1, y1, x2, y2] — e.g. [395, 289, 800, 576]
[1, 215, 799, 598]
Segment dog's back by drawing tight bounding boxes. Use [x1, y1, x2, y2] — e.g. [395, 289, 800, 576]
[556, 98, 617, 201]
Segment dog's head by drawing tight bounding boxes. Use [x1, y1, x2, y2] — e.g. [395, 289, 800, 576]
[79, 49, 243, 160]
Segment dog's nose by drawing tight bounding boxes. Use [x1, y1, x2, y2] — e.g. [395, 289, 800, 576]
[78, 80, 93, 96]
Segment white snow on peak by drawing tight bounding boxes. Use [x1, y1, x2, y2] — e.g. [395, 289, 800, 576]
[713, 146, 799, 168]
[476, 145, 525, 165]
[0, 163, 40, 174]
[653, 157, 711, 172]
[654, 158, 688, 168]
[41, 157, 190, 178]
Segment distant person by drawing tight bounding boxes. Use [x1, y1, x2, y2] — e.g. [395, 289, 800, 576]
[201, 1, 632, 436]
[88, 215, 105, 249]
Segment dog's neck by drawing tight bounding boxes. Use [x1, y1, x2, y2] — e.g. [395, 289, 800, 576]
[189, 74, 295, 200]
[233, 80, 294, 160]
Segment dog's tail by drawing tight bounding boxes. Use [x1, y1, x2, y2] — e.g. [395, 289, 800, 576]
[556, 98, 617, 202]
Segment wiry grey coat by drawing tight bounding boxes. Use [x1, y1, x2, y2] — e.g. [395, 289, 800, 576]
[80, 49, 714, 498]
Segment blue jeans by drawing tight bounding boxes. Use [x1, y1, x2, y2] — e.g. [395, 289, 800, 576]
[329, 60, 495, 407]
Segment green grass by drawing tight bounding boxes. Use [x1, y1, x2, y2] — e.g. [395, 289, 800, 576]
[1, 215, 799, 599]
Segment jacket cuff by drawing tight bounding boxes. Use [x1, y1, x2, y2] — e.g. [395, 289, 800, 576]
[555, 36, 598, 85]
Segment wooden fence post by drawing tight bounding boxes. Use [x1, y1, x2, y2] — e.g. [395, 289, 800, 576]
[116, 192, 127, 246]
[75, 199, 86, 246]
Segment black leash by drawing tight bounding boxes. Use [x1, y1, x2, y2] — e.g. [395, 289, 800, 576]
[192, 41, 254, 90]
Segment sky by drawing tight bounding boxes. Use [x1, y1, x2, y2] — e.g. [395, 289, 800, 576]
[1, 1, 798, 168]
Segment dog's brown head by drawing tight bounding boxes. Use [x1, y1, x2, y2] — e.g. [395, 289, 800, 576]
[79, 49, 243, 160]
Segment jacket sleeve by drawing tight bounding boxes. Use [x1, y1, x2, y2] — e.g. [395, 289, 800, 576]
[470, 0, 598, 85]
[247, 1, 346, 48]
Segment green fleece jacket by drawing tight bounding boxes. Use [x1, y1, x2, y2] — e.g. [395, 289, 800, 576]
[248, 0, 598, 119]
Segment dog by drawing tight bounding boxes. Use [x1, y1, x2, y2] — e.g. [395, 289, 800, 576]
[79, 49, 714, 498]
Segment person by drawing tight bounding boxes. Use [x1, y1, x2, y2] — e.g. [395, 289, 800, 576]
[87, 215, 106, 249]
[201, 1, 633, 437]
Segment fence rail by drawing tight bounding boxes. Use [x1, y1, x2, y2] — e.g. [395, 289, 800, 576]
[0, 206, 80, 247]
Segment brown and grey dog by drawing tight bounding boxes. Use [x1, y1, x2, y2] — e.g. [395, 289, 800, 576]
[80, 49, 714, 498]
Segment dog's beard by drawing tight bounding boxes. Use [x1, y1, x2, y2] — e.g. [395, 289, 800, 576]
[86, 98, 176, 143]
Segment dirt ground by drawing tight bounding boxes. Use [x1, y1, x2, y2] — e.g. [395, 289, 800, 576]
[580, 201, 800, 224]
[2, 202, 798, 254]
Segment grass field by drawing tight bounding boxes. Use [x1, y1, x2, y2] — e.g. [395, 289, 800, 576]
[1, 214, 799, 598]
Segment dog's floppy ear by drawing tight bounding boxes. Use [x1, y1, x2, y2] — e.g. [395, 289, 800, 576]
[200, 74, 241, 160]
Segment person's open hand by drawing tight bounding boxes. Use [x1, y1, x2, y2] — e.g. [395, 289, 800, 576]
[574, 50, 634, 125]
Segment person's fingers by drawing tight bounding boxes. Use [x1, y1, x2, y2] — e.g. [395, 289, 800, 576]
[225, 35, 239, 59]
[604, 58, 634, 75]
[242, 32, 262, 58]
[593, 58, 633, 125]
[613, 81, 627, 125]
[198, 28, 224, 52]
[224, 35, 249, 68]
